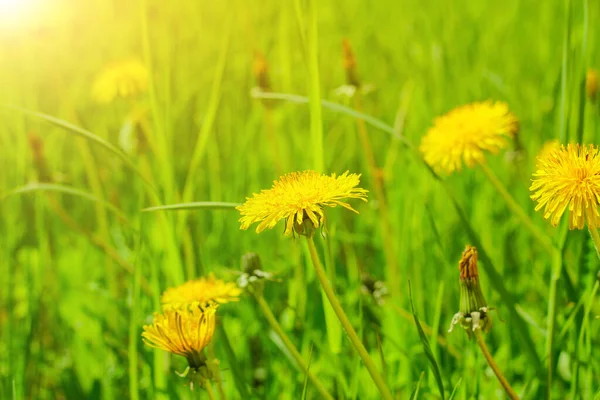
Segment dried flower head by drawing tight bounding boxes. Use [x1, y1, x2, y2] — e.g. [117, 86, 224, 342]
[161, 274, 242, 310]
[420, 101, 518, 174]
[253, 50, 271, 92]
[530, 144, 600, 230]
[92, 59, 149, 104]
[142, 305, 217, 369]
[449, 246, 492, 336]
[587, 69, 598, 102]
[237, 170, 368, 236]
[237, 252, 277, 295]
[342, 38, 360, 87]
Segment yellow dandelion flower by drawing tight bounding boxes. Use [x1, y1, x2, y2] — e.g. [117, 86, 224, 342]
[92, 59, 149, 104]
[237, 170, 368, 235]
[420, 101, 518, 174]
[161, 274, 242, 310]
[142, 305, 216, 368]
[530, 144, 600, 230]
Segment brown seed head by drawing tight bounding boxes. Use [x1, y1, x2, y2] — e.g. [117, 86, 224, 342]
[253, 50, 271, 92]
[459, 245, 478, 281]
[587, 69, 598, 102]
[342, 38, 360, 87]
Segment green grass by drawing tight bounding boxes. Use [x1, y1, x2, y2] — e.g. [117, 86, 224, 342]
[1, 0, 599, 399]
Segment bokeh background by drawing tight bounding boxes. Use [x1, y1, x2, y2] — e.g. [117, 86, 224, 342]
[1, 0, 599, 399]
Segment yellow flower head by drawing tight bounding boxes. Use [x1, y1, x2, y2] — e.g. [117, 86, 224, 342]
[161, 274, 242, 310]
[420, 101, 518, 174]
[92, 59, 149, 104]
[530, 144, 600, 230]
[142, 305, 216, 368]
[237, 170, 368, 235]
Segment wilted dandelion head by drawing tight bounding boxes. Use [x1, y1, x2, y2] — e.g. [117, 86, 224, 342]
[237, 170, 368, 236]
[587, 69, 598, 101]
[449, 245, 491, 336]
[142, 305, 216, 369]
[530, 144, 600, 230]
[92, 59, 149, 104]
[161, 274, 242, 310]
[420, 101, 518, 174]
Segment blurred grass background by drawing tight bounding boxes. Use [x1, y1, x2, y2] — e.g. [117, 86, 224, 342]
[1, 0, 599, 398]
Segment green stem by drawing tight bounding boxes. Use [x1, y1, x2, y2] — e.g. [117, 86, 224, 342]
[305, 236, 394, 400]
[587, 226, 600, 260]
[479, 162, 554, 254]
[255, 294, 334, 400]
[474, 330, 520, 400]
[205, 380, 216, 400]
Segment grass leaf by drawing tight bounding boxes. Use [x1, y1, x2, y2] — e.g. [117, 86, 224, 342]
[408, 281, 445, 400]
[141, 201, 240, 212]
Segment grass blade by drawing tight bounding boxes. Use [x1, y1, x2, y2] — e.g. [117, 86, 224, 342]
[300, 345, 314, 400]
[141, 201, 240, 212]
[2, 182, 130, 224]
[409, 371, 425, 400]
[4, 105, 154, 190]
[217, 323, 251, 399]
[408, 281, 445, 400]
[250, 91, 406, 142]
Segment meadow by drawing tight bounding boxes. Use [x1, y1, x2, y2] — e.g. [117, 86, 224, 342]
[1, 0, 599, 399]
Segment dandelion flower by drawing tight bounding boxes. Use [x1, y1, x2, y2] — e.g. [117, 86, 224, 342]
[92, 59, 149, 104]
[161, 274, 242, 310]
[420, 101, 518, 174]
[237, 170, 368, 235]
[530, 144, 600, 230]
[142, 305, 216, 369]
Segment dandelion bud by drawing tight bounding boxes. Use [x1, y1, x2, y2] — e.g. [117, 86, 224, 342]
[238, 252, 277, 295]
[27, 133, 52, 182]
[342, 38, 360, 87]
[361, 274, 389, 306]
[448, 246, 492, 337]
[586, 69, 598, 102]
[253, 50, 271, 92]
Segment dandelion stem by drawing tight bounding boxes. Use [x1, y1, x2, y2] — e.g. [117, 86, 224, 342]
[474, 329, 520, 400]
[305, 236, 394, 400]
[205, 380, 216, 400]
[254, 294, 334, 400]
[479, 162, 554, 254]
[587, 226, 600, 260]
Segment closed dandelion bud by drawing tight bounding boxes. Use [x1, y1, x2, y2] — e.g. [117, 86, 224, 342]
[253, 50, 271, 92]
[239, 252, 277, 295]
[586, 69, 598, 102]
[27, 133, 52, 182]
[361, 274, 389, 306]
[342, 38, 360, 87]
[448, 246, 492, 337]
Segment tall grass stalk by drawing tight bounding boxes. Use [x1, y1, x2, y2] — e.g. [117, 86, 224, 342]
[306, 0, 324, 171]
[305, 236, 393, 400]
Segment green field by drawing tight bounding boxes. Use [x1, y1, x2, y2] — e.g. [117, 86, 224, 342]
[1, 0, 599, 399]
